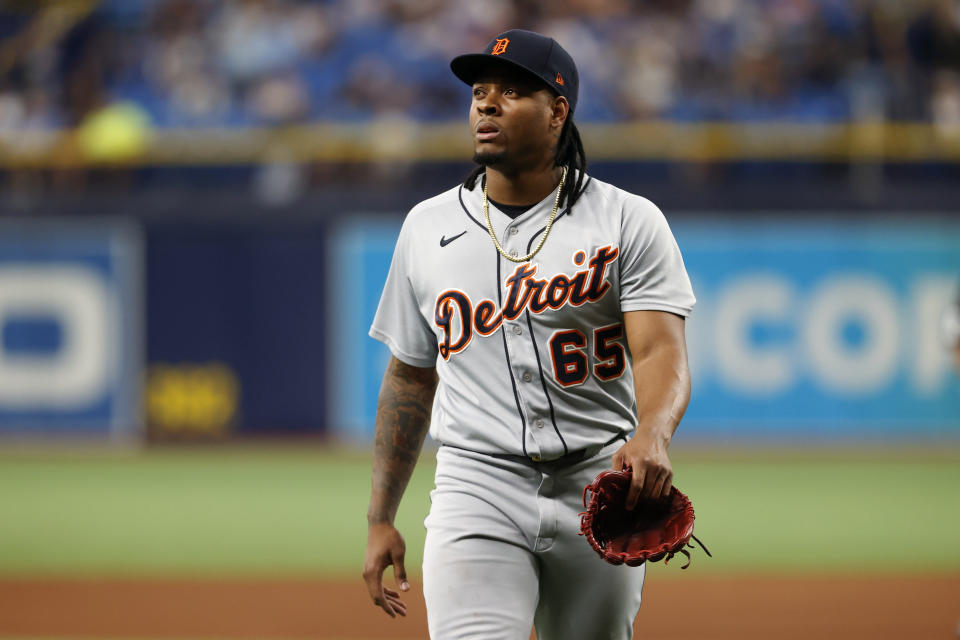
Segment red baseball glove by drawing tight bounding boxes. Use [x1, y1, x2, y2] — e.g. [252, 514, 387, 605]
[580, 470, 711, 568]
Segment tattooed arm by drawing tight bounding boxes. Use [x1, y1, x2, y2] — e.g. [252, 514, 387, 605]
[362, 355, 438, 618]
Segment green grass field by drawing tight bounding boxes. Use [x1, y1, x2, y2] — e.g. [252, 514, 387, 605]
[1, 445, 958, 577]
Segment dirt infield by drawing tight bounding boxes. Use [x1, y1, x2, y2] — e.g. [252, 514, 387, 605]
[1, 575, 958, 639]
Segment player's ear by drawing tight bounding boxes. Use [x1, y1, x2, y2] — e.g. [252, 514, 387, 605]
[551, 96, 569, 130]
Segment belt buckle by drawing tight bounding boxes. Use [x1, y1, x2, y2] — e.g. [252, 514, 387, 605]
[532, 447, 589, 469]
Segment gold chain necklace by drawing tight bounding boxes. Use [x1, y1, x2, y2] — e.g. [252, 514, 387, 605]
[483, 166, 567, 264]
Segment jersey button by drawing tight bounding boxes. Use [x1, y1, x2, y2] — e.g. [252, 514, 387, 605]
[510, 250, 519, 258]
[509, 227, 519, 236]
[512, 325, 522, 335]
[534, 419, 544, 429]
[522, 372, 532, 382]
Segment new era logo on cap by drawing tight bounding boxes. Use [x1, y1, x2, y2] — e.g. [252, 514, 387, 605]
[450, 29, 579, 113]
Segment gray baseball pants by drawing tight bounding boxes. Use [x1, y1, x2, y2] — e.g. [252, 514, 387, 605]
[422, 441, 645, 640]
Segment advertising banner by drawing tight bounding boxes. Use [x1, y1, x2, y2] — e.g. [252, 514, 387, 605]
[679, 219, 959, 439]
[328, 215, 960, 442]
[0, 219, 143, 440]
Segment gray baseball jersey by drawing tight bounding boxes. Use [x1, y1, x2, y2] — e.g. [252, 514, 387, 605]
[369, 173, 695, 461]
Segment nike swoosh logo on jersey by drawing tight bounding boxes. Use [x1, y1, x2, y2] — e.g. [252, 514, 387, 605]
[440, 231, 467, 247]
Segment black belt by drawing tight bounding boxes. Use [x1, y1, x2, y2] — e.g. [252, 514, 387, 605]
[447, 432, 627, 470]
[526, 432, 627, 469]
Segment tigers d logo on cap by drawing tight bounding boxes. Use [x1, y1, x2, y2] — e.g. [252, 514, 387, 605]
[491, 38, 510, 55]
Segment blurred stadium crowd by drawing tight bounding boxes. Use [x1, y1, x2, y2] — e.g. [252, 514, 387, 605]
[1, 0, 960, 132]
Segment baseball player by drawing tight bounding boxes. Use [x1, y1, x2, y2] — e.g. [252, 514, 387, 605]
[363, 29, 696, 639]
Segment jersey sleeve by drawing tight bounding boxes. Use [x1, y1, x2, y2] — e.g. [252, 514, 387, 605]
[618, 196, 696, 316]
[369, 216, 439, 368]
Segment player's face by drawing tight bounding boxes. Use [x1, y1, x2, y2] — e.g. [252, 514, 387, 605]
[470, 67, 563, 170]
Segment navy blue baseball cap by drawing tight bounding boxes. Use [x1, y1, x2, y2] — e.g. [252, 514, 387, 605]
[451, 29, 579, 114]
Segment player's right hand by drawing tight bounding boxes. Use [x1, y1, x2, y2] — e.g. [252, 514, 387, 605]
[362, 522, 410, 618]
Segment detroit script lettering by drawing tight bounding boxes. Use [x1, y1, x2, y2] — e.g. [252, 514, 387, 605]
[435, 246, 619, 359]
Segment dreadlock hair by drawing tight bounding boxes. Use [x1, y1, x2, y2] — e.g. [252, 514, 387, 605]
[463, 117, 588, 212]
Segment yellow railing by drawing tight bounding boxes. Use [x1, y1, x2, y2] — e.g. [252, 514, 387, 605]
[2, 121, 959, 167]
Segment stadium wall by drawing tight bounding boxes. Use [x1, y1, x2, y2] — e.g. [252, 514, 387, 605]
[327, 213, 960, 444]
[1, 197, 957, 443]
[144, 218, 330, 439]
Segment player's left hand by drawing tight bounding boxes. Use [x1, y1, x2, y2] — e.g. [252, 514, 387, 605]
[611, 430, 673, 508]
